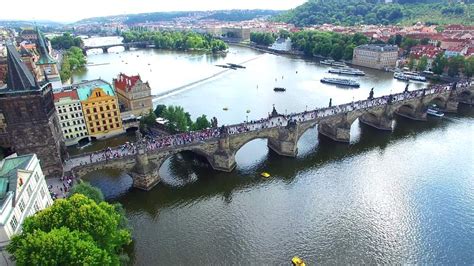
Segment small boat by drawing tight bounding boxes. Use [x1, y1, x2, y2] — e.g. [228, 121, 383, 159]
[328, 67, 365, 76]
[274, 87, 286, 92]
[321, 59, 347, 67]
[320, 77, 360, 88]
[291, 256, 306, 266]
[427, 105, 444, 117]
[227, 63, 246, 69]
[261, 172, 271, 178]
[223, 107, 229, 111]
[246, 110, 251, 113]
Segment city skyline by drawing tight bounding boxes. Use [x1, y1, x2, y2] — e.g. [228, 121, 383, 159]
[2, 0, 307, 23]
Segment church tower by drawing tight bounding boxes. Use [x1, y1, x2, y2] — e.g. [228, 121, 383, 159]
[0, 44, 66, 176]
[35, 27, 62, 89]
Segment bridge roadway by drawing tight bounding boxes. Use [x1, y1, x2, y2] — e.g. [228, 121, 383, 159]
[65, 81, 473, 190]
[82, 41, 153, 54]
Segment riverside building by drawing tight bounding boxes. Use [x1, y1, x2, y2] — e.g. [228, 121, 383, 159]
[53, 89, 89, 146]
[352, 44, 398, 70]
[113, 73, 153, 116]
[77, 79, 124, 139]
[0, 154, 53, 247]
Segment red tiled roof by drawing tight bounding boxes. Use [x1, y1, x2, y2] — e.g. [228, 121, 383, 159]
[113, 73, 141, 92]
[53, 90, 78, 102]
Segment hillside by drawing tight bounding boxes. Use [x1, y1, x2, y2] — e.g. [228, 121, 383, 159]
[74, 10, 281, 25]
[276, 0, 474, 26]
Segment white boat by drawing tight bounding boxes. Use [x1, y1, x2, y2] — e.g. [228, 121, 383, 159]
[394, 72, 410, 81]
[320, 59, 347, 67]
[321, 77, 360, 88]
[403, 71, 427, 82]
[329, 67, 365, 76]
[427, 105, 444, 117]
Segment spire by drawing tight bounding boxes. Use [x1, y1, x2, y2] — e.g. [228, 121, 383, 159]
[35, 27, 56, 65]
[6, 44, 37, 91]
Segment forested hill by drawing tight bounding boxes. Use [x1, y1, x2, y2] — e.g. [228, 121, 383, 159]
[276, 0, 474, 26]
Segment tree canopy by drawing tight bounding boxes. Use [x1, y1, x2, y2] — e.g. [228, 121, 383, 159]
[276, 0, 473, 26]
[121, 30, 228, 53]
[60, 46, 86, 83]
[50, 33, 83, 50]
[7, 194, 131, 265]
[68, 181, 104, 204]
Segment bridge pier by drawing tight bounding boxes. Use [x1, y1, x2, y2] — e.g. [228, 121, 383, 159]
[210, 135, 236, 172]
[130, 149, 160, 191]
[359, 106, 393, 131]
[318, 114, 351, 143]
[102, 47, 108, 53]
[267, 122, 298, 157]
[443, 98, 459, 113]
[124, 45, 130, 51]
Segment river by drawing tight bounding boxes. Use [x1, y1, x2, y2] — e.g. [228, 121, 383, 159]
[74, 37, 474, 264]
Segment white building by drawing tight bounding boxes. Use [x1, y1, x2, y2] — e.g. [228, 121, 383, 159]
[0, 154, 53, 247]
[53, 89, 89, 146]
[269, 37, 292, 52]
[352, 44, 399, 70]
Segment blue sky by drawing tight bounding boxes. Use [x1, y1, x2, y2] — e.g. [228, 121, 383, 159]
[3, 0, 307, 22]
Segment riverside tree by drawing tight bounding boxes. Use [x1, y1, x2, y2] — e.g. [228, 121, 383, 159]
[7, 194, 131, 265]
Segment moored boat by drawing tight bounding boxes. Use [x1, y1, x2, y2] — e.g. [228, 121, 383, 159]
[427, 105, 444, 117]
[320, 59, 347, 67]
[274, 87, 286, 92]
[403, 71, 427, 82]
[328, 67, 365, 76]
[394, 72, 409, 81]
[320, 77, 360, 88]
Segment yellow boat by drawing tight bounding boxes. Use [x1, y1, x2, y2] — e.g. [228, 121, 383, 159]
[292, 256, 306, 266]
[260, 172, 271, 178]
[223, 107, 229, 111]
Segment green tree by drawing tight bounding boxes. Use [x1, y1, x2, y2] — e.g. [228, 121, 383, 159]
[447, 55, 465, 77]
[154, 104, 167, 117]
[417, 56, 428, 71]
[192, 115, 211, 131]
[464, 56, 474, 78]
[50, 33, 84, 50]
[161, 105, 189, 132]
[432, 53, 448, 75]
[68, 181, 104, 204]
[7, 194, 131, 265]
[407, 57, 415, 70]
[7, 227, 112, 265]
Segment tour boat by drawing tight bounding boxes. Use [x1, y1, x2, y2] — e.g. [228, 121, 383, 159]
[261, 172, 271, 178]
[320, 59, 347, 67]
[291, 256, 306, 266]
[328, 67, 365, 76]
[427, 105, 444, 117]
[274, 87, 286, 92]
[403, 71, 427, 82]
[320, 77, 360, 88]
[394, 72, 409, 81]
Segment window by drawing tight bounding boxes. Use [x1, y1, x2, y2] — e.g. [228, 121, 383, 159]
[95, 115, 99, 119]
[40, 186, 46, 198]
[93, 108, 97, 112]
[109, 119, 112, 123]
[86, 109, 90, 114]
[27, 185, 32, 197]
[10, 215, 18, 231]
[34, 173, 39, 182]
[19, 199, 26, 212]
[100, 107, 103, 111]
[116, 123, 120, 128]
[33, 201, 40, 213]
[104, 126, 108, 131]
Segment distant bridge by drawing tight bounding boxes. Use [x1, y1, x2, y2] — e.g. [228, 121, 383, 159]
[66, 82, 473, 191]
[82, 41, 154, 54]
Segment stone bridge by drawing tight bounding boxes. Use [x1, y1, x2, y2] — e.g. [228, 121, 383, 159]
[67, 82, 473, 191]
[82, 41, 154, 54]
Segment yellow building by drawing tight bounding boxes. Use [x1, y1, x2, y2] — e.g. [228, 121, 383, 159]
[77, 79, 124, 139]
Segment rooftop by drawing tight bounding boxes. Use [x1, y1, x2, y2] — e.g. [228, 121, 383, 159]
[53, 89, 79, 102]
[356, 44, 398, 52]
[0, 154, 34, 204]
[114, 73, 141, 92]
[75, 79, 115, 101]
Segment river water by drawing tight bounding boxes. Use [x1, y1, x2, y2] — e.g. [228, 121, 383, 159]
[74, 37, 474, 265]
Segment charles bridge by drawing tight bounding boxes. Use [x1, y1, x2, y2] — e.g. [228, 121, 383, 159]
[82, 41, 154, 55]
[66, 82, 473, 191]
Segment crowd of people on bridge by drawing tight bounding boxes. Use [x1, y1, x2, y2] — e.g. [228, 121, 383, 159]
[66, 80, 471, 169]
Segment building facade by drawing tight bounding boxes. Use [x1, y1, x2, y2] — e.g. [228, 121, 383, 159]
[77, 79, 124, 139]
[34, 28, 62, 90]
[0, 154, 53, 247]
[0, 44, 66, 177]
[113, 73, 153, 116]
[352, 44, 398, 70]
[53, 90, 89, 146]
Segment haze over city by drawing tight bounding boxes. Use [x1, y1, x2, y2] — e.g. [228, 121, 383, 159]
[2, 0, 307, 22]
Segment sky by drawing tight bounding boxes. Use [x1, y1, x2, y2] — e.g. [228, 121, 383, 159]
[2, 0, 307, 23]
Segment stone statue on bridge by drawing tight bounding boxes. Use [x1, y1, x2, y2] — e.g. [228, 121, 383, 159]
[368, 88, 374, 100]
[270, 105, 279, 117]
[404, 84, 409, 93]
[329, 98, 332, 107]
